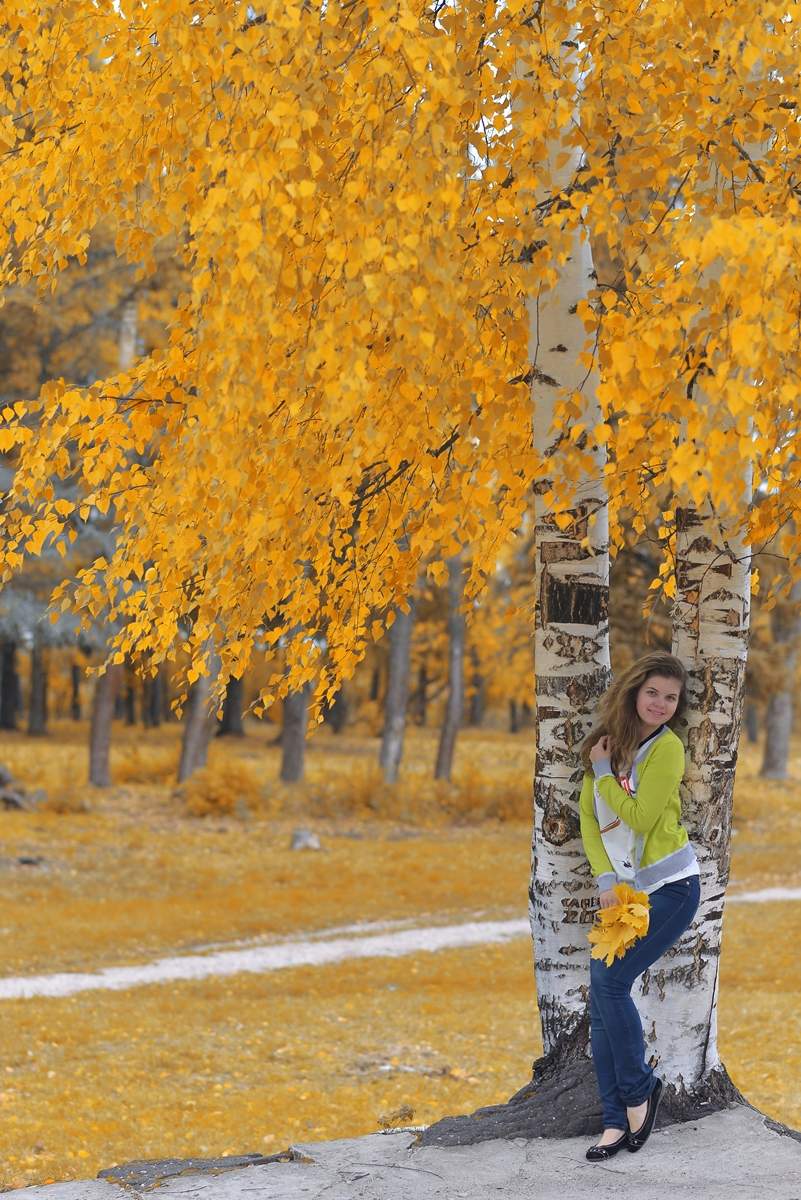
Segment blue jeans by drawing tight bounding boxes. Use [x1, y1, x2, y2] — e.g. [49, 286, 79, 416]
[589, 874, 701, 1129]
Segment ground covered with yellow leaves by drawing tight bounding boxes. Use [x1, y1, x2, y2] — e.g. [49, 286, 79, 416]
[0, 723, 798, 1190]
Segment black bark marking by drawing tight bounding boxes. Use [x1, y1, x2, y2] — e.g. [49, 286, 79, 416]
[542, 574, 605, 627]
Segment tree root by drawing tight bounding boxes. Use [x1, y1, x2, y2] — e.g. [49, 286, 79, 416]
[416, 1012, 799, 1146]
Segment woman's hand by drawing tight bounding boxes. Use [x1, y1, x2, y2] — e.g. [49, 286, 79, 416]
[599, 889, 618, 910]
[589, 734, 611, 763]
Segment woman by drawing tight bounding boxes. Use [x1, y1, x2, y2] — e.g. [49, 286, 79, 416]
[578, 651, 701, 1161]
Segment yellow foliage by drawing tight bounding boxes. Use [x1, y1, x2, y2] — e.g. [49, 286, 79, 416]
[181, 761, 266, 818]
[4, 1, 801, 708]
[587, 882, 651, 967]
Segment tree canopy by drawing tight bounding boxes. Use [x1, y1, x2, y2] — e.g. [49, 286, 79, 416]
[1, 1, 799, 710]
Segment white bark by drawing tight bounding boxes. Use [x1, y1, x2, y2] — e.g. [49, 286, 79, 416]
[632, 499, 751, 1090]
[530, 223, 611, 1052]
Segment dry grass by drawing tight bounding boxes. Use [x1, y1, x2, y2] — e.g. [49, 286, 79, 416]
[0, 721, 798, 1190]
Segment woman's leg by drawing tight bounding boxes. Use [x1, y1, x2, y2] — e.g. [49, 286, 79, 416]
[589, 978, 628, 1135]
[590, 877, 700, 1113]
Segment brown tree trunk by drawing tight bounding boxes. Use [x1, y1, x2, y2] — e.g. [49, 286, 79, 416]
[218, 675, 245, 737]
[89, 667, 117, 787]
[280, 685, 310, 782]
[177, 671, 218, 783]
[71, 662, 82, 721]
[744, 699, 759, 744]
[467, 645, 486, 727]
[0, 641, 20, 730]
[380, 600, 415, 784]
[415, 663, 428, 726]
[434, 556, 465, 781]
[759, 579, 801, 779]
[123, 657, 137, 725]
[27, 632, 48, 736]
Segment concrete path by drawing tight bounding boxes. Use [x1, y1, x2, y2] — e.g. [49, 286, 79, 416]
[4, 1106, 801, 1200]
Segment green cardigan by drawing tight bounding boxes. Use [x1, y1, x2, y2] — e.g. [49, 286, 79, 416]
[578, 726, 699, 895]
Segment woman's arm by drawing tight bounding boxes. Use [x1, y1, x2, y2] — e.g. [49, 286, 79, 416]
[578, 773, 618, 893]
[591, 735, 685, 834]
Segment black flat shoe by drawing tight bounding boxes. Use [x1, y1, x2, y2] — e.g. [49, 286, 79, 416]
[626, 1077, 663, 1152]
[586, 1130, 629, 1161]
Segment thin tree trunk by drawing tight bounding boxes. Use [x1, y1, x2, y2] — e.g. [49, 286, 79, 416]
[161, 668, 174, 722]
[71, 662, 82, 721]
[744, 699, 759, 744]
[467, 645, 486, 727]
[143, 669, 163, 728]
[380, 599, 415, 784]
[0, 641, 19, 730]
[509, 699, 520, 733]
[323, 687, 349, 733]
[124, 656, 136, 725]
[27, 631, 48, 736]
[369, 665, 381, 702]
[280, 685, 310, 782]
[177, 664, 220, 783]
[415, 663, 428, 725]
[218, 675, 245, 737]
[434, 556, 466, 781]
[89, 667, 116, 787]
[759, 578, 801, 779]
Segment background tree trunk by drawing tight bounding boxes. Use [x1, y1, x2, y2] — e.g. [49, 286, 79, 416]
[177, 665, 220, 783]
[414, 663, 428, 726]
[743, 699, 759, 744]
[27, 631, 48, 736]
[322, 687, 349, 733]
[280, 685, 311, 782]
[434, 556, 466, 781]
[71, 662, 82, 721]
[89, 667, 116, 787]
[0, 641, 20, 730]
[218, 675, 245, 737]
[379, 599, 415, 784]
[143, 668, 164, 728]
[759, 578, 801, 779]
[467, 645, 486, 727]
[124, 656, 137, 726]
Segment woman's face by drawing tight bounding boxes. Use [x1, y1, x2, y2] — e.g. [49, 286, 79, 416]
[635, 674, 681, 732]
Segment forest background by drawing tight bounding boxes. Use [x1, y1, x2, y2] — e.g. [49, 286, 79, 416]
[1, 0, 801, 1191]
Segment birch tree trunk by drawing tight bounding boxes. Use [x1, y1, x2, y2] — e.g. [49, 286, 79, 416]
[629, 501, 751, 1113]
[379, 599, 415, 784]
[434, 555, 466, 782]
[420, 214, 611, 1145]
[759, 578, 801, 779]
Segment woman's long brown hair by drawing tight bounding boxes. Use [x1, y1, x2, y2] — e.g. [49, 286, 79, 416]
[579, 652, 688, 775]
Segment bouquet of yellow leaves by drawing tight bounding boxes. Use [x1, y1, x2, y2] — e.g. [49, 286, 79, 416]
[587, 882, 650, 966]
